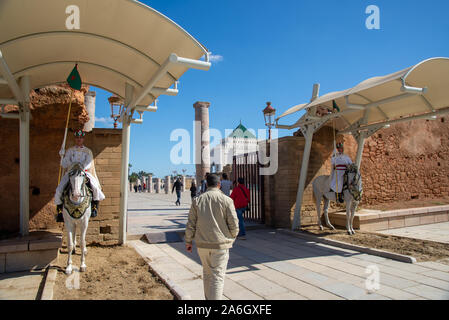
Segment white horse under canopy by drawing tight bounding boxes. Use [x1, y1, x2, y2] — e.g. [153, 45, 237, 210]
[312, 164, 363, 235]
[62, 163, 92, 274]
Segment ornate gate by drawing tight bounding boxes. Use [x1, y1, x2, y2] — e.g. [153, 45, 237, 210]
[232, 152, 264, 224]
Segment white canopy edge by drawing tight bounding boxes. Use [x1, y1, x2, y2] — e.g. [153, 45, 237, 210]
[276, 57, 449, 133]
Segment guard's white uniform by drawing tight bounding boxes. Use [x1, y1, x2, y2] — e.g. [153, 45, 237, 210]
[54, 146, 105, 205]
[330, 153, 353, 193]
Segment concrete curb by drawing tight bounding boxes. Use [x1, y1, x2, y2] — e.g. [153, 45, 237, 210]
[278, 229, 417, 264]
[131, 243, 192, 300]
[40, 266, 58, 300]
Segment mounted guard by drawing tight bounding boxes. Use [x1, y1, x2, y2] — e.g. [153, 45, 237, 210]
[55, 129, 105, 222]
[330, 142, 353, 203]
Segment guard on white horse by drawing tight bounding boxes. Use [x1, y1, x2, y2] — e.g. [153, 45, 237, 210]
[330, 142, 353, 203]
[55, 130, 105, 222]
[62, 162, 93, 274]
[312, 143, 363, 235]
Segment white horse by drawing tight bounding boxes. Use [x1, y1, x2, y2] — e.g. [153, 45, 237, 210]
[312, 164, 363, 235]
[62, 163, 92, 274]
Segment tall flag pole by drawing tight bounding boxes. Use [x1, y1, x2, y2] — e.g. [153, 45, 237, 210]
[58, 64, 82, 184]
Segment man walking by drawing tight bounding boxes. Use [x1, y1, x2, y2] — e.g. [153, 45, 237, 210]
[185, 174, 239, 300]
[172, 177, 183, 206]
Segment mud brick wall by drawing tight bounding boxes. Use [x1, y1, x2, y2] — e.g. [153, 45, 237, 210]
[263, 116, 449, 229]
[0, 123, 122, 245]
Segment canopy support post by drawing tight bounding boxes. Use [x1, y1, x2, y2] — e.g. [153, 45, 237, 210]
[119, 83, 133, 245]
[292, 125, 314, 230]
[19, 75, 30, 236]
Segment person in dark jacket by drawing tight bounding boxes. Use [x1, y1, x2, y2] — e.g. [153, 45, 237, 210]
[230, 177, 250, 240]
[172, 177, 184, 206]
[190, 180, 197, 200]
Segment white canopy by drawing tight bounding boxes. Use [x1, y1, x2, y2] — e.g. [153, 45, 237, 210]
[0, 0, 209, 106]
[276, 57, 449, 132]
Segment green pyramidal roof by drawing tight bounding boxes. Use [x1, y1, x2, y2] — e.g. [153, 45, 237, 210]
[228, 123, 257, 139]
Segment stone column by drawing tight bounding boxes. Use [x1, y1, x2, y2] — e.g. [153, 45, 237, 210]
[148, 175, 153, 193]
[83, 91, 96, 132]
[165, 175, 171, 194]
[194, 101, 211, 188]
[155, 178, 161, 193]
[182, 175, 186, 192]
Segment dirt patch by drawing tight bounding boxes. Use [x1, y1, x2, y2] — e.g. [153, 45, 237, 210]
[300, 225, 449, 265]
[53, 245, 174, 300]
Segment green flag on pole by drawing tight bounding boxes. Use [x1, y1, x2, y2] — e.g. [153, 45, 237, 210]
[332, 100, 341, 112]
[67, 64, 82, 90]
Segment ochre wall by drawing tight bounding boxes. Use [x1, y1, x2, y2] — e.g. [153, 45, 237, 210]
[0, 85, 122, 245]
[263, 116, 449, 228]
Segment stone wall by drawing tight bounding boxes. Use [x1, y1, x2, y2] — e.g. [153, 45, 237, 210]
[0, 85, 122, 245]
[263, 115, 449, 229]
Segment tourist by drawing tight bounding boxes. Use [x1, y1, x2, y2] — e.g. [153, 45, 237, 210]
[134, 184, 137, 193]
[331, 142, 353, 203]
[220, 173, 233, 196]
[200, 172, 209, 194]
[185, 173, 239, 300]
[54, 130, 105, 222]
[230, 177, 250, 240]
[138, 184, 142, 193]
[172, 177, 184, 206]
[190, 180, 197, 200]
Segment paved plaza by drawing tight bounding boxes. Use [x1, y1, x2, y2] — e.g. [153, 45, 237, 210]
[379, 222, 449, 244]
[0, 270, 45, 300]
[128, 192, 449, 300]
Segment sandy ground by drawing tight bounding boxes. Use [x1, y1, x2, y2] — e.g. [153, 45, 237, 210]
[300, 225, 449, 264]
[53, 245, 174, 300]
[360, 197, 449, 211]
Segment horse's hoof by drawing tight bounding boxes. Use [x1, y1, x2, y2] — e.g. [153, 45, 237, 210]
[319, 225, 324, 231]
[347, 231, 352, 235]
[80, 266, 86, 272]
[65, 268, 73, 275]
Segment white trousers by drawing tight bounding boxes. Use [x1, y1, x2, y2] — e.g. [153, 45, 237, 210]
[54, 172, 105, 205]
[197, 248, 229, 300]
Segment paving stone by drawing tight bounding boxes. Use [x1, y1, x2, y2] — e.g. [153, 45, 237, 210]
[404, 285, 449, 300]
[222, 279, 264, 300]
[421, 270, 449, 282]
[417, 261, 449, 273]
[265, 292, 308, 300]
[237, 274, 290, 298]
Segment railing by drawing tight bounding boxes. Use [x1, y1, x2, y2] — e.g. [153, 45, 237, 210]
[232, 152, 264, 224]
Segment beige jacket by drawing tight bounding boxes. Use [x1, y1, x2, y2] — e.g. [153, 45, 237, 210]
[185, 187, 239, 249]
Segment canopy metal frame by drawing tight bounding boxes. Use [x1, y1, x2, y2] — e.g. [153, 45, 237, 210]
[276, 58, 449, 231]
[0, 1, 211, 242]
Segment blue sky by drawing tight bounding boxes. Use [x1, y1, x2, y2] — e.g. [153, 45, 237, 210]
[92, 0, 449, 178]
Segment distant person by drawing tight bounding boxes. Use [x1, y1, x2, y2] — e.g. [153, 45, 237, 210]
[190, 180, 197, 200]
[143, 182, 146, 191]
[133, 184, 138, 193]
[230, 177, 250, 240]
[172, 177, 184, 206]
[200, 172, 210, 194]
[220, 173, 233, 196]
[185, 174, 239, 300]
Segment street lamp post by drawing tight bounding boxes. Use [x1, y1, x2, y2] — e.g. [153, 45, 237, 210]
[263, 102, 276, 140]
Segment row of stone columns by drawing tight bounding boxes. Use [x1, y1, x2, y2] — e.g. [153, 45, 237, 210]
[130, 175, 187, 194]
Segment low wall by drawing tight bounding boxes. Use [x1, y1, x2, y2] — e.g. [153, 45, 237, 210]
[329, 205, 449, 232]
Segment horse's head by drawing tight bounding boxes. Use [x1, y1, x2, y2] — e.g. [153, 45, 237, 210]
[68, 163, 87, 201]
[345, 164, 363, 202]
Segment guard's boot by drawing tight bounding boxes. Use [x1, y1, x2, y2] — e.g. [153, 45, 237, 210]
[338, 193, 344, 204]
[56, 204, 64, 222]
[91, 200, 99, 218]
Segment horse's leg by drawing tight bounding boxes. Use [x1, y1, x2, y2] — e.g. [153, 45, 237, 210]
[80, 214, 88, 272]
[315, 193, 324, 231]
[65, 220, 74, 275]
[350, 199, 358, 235]
[345, 193, 353, 235]
[323, 198, 335, 230]
[72, 223, 77, 255]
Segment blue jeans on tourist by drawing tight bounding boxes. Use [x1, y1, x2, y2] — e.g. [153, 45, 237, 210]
[236, 208, 246, 236]
[176, 190, 181, 205]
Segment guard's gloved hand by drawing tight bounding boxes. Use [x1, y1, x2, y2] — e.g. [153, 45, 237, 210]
[59, 148, 65, 157]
